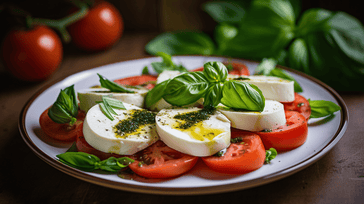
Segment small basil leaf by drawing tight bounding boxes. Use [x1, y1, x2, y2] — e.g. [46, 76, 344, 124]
[48, 102, 75, 124]
[265, 148, 278, 164]
[163, 72, 209, 106]
[56, 152, 100, 171]
[117, 157, 135, 168]
[203, 61, 228, 83]
[103, 97, 126, 110]
[254, 58, 277, 75]
[63, 85, 78, 117]
[102, 96, 117, 115]
[204, 83, 224, 107]
[144, 79, 170, 108]
[308, 99, 341, 118]
[151, 52, 188, 73]
[221, 81, 265, 111]
[142, 66, 149, 75]
[98, 74, 135, 93]
[99, 103, 114, 121]
[98, 157, 122, 172]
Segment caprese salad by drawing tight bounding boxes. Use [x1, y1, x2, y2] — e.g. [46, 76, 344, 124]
[39, 55, 341, 180]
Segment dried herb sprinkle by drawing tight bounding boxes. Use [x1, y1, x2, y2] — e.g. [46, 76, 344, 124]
[174, 108, 214, 129]
[114, 110, 156, 136]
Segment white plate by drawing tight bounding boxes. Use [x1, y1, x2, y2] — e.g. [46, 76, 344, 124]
[19, 56, 348, 195]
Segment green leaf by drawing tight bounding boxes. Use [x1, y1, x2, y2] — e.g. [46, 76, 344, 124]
[98, 96, 125, 121]
[265, 148, 277, 164]
[48, 85, 78, 125]
[142, 66, 149, 75]
[163, 72, 209, 106]
[103, 97, 126, 110]
[144, 79, 170, 108]
[151, 52, 188, 74]
[99, 103, 114, 121]
[204, 83, 224, 107]
[288, 38, 310, 74]
[145, 31, 215, 56]
[202, 1, 246, 23]
[63, 85, 78, 117]
[221, 81, 265, 111]
[57, 152, 100, 171]
[214, 23, 238, 54]
[308, 99, 341, 118]
[296, 8, 333, 37]
[98, 74, 135, 93]
[203, 61, 228, 83]
[98, 157, 134, 172]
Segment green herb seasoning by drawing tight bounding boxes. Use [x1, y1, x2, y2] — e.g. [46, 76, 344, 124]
[173, 108, 214, 129]
[233, 77, 250, 81]
[114, 110, 156, 136]
[230, 137, 243, 143]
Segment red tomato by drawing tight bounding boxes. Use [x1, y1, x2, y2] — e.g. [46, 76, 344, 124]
[39, 108, 85, 141]
[257, 111, 308, 152]
[128, 141, 199, 178]
[67, 1, 123, 51]
[114, 75, 157, 89]
[191, 61, 250, 76]
[1, 25, 63, 81]
[202, 131, 266, 174]
[282, 93, 311, 120]
[75, 123, 125, 160]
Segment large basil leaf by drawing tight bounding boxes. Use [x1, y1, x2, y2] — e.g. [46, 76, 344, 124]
[214, 23, 238, 54]
[57, 152, 100, 171]
[163, 72, 209, 106]
[98, 74, 134, 93]
[203, 61, 228, 83]
[145, 31, 215, 56]
[309, 99, 341, 118]
[221, 81, 265, 111]
[295, 9, 333, 37]
[202, 1, 246, 24]
[204, 83, 224, 107]
[144, 79, 170, 108]
[288, 38, 310, 74]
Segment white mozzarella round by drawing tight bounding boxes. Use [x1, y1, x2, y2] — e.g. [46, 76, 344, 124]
[218, 100, 286, 132]
[78, 87, 148, 113]
[156, 70, 181, 84]
[231, 75, 295, 102]
[156, 107, 231, 157]
[83, 103, 159, 155]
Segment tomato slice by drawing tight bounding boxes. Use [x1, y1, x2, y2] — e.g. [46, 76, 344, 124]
[114, 75, 157, 89]
[256, 111, 308, 152]
[191, 61, 250, 76]
[128, 141, 199, 178]
[201, 131, 266, 174]
[39, 108, 85, 141]
[282, 93, 311, 120]
[75, 123, 125, 160]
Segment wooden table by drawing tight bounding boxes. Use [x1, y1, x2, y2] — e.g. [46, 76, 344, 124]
[0, 32, 363, 203]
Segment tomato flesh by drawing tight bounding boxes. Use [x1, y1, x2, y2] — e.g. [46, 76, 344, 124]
[129, 141, 199, 178]
[257, 111, 308, 152]
[282, 93, 311, 120]
[191, 61, 250, 76]
[39, 109, 85, 141]
[202, 131, 265, 174]
[114, 75, 157, 89]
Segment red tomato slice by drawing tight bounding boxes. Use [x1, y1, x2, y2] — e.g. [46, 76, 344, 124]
[39, 108, 85, 141]
[75, 123, 125, 160]
[114, 75, 157, 89]
[201, 131, 266, 174]
[190, 61, 250, 76]
[128, 141, 199, 178]
[282, 93, 311, 120]
[256, 111, 308, 152]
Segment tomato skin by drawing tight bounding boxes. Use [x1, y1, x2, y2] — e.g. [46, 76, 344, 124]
[1, 25, 63, 81]
[202, 131, 266, 174]
[68, 1, 123, 51]
[191, 61, 250, 76]
[282, 93, 311, 120]
[257, 111, 308, 152]
[129, 141, 199, 178]
[39, 108, 85, 141]
[114, 75, 157, 89]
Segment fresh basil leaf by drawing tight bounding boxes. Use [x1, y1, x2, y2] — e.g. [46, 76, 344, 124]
[57, 152, 100, 171]
[221, 81, 265, 111]
[214, 23, 238, 54]
[48, 102, 75, 124]
[144, 79, 170, 109]
[270, 69, 303, 93]
[103, 97, 126, 110]
[203, 61, 228, 83]
[48, 85, 78, 125]
[265, 148, 277, 164]
[145, 31, 215, 56]
[202, 1, 246, 23]
[102, 96, 117, 115]
[163, 72, 209, 106]
[99, 103, 114, 121]
[98, 157, 134, 172]
[66, 142, 78, 152]
[142, 66, 149, 75]
[116, 157, 135, 168]
[63, 85, 78, 117]
[254, 58, 277, 75]
[308, 99, 341, 118]
[286, 0, 301, 19]
[151, 52, 188, 73]
[296, 8, 333, 37]
[204, 83, 224, 107]
[288, 38, 310, 74]
[98, 74, 135, 93]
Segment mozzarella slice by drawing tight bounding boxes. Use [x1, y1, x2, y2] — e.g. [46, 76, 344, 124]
[156, 70, 181, 84]
[231, 75, 295, 102]
[156, 107, 231, 157]
[83, 103, 159, 155]
[217, 100, 286, 132]
[78, 87, 148, 112]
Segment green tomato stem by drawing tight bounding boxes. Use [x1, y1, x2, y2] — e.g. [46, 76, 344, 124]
[26, 2, 89, 43]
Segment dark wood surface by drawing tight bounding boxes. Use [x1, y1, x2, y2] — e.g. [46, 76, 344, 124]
[0, 31, 364, 203]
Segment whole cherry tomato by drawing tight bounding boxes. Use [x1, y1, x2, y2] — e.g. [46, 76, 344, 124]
[1, 25, 63, 81]
[67, 1, 123, 51]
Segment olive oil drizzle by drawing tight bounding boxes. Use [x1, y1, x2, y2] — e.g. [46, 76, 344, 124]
[114, 110, 156, 136]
